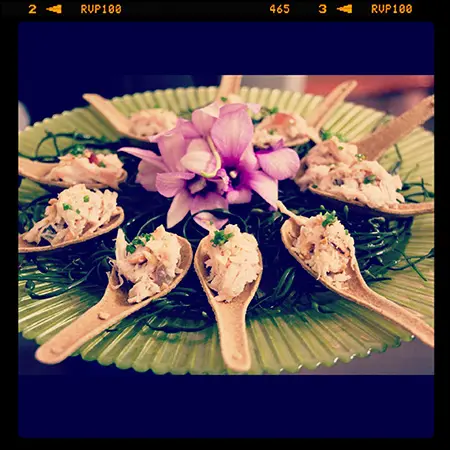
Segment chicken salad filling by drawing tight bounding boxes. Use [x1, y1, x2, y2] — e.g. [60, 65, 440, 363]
[112, 225, 182, 304]
[21, 184, 121, 246]
[203, 224, 262, 303]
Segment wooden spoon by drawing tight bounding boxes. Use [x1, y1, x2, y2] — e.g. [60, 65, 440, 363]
[83, 93, 151, 142]
[18, 156, 128, 191]
[193, 235, 263, 372]
[18, 207, 125, 254]
[354, 95, 434, 161]
[307, 186, 434, 218]
[215, 75, 241, 103]
[35, 235, 193, 365]
[306, 80, 358, 130]
[279, 212, 434, 348]
[294, 95, 435, 217]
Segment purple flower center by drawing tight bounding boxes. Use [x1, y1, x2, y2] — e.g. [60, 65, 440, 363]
[228, 169, 241, 188]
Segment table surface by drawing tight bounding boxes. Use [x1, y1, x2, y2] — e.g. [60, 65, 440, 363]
[18, 90, 434, 376]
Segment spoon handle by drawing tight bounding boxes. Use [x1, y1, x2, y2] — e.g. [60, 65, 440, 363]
[349, 283, 434, 348]
[83, 93, 132, 136]
[213, 303, 252, 372]
[35, 284, 131, 365]
[355, 95, 434, 161]
[216, 76, 238, 102]
[307, 80, 358, 129]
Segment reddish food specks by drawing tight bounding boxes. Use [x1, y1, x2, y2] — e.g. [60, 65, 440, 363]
[88, 152, 99, 165]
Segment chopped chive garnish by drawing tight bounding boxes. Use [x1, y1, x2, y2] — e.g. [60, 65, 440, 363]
[211, 230, 234, 247]
[322, 211, 337, 227]
[312, 184, 318, 189]
[98, 162, 106, 168]
[363, 175, 377, 184]
[345, 230, 349, 235]
[268, 129, 276, 135]
[63, 203, 72, 211]
[343, 205, 349, 221]
[126, 244, 136, 254]
[70, 145, 85, 156]
[268, 107, 279, 115]
[356, 153, 366, 161]
[220, 97, 227, 102]
[83, 195, 90, 203]
[338, 146, 344, 150]
[154, 103, 160, 108]
[76, 209, 81, 214]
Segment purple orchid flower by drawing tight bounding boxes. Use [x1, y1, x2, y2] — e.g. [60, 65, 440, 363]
[119, 126, 228, 231]
[255, 139, 301, 181]
[119, 101, 282, 230]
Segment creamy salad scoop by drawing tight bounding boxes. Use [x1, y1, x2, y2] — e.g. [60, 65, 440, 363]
[19, 184, 124, 253]
[194, 224, 263, 372]
[18, 149, 127, 191]
[295, 95, 435, 218]
[253, 80, 358, 149]
[35, 226, 193, 365]
[83, 93, 178, 142]
[278, 202, 434, 348]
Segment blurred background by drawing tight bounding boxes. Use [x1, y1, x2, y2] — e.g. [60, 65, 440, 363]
[18, 75, 434, 375]
[19, 75, 434, 130]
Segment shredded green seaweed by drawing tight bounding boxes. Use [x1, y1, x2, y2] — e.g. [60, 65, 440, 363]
[18, 129, 434, 334]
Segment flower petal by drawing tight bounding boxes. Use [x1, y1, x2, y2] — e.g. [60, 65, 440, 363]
[209, 168, 230, 195]
[256, 147, 301, 180]
[220, 102, 261, 116]
[158, 129, 188, 172]
[219, 103, 249, 117]
[239, 144, 259, 171]
[119, 147, 168, 172]
[135, 160, 162, 191]
[177, 118, 201, 139]
[191, 192, 228, 230]
[247, 171, 278, 208]
[167, 189, 192, 229]
[156, 172, 195, 198]
[211, 109, 253, 165]
[180, 138, 216, 175]
[246, 103, 261, 114]
[192, 111, 217, 137]
[227, 187, 252, 204]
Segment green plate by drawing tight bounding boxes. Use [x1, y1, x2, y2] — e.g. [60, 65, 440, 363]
[18, 87, 434, 374]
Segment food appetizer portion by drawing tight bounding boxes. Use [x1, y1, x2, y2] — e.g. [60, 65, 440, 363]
[19, 184, 124, 252]
[18, 148, 127, 191]
[35, 227, 193, 365]
[128, 108, 178, 138]
[113, 226, 183, 304]
[278, 202, 434, 348]
[297, 137, 404, 209]
[195, 224, 263, 372]
[290, 209, 356, 288]
[44, 148, 126, 189]
[203, 225, 263, 303]
[253, 112, 322, 149]
[253, 80, 357, 149]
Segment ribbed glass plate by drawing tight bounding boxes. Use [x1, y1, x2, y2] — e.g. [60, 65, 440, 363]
[18, 87, 434, 374]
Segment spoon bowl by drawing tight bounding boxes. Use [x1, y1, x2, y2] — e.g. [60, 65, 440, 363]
[194, 235, 263, 373]
[280, 216, 434, 348]
[83, 93, 150, 142]
[295, 95, 435, 217]
[308, 186, 434, 218]
[18, 156, 128, 191]
[18, 207, 125, 254]
[35, 235, 193, 365]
